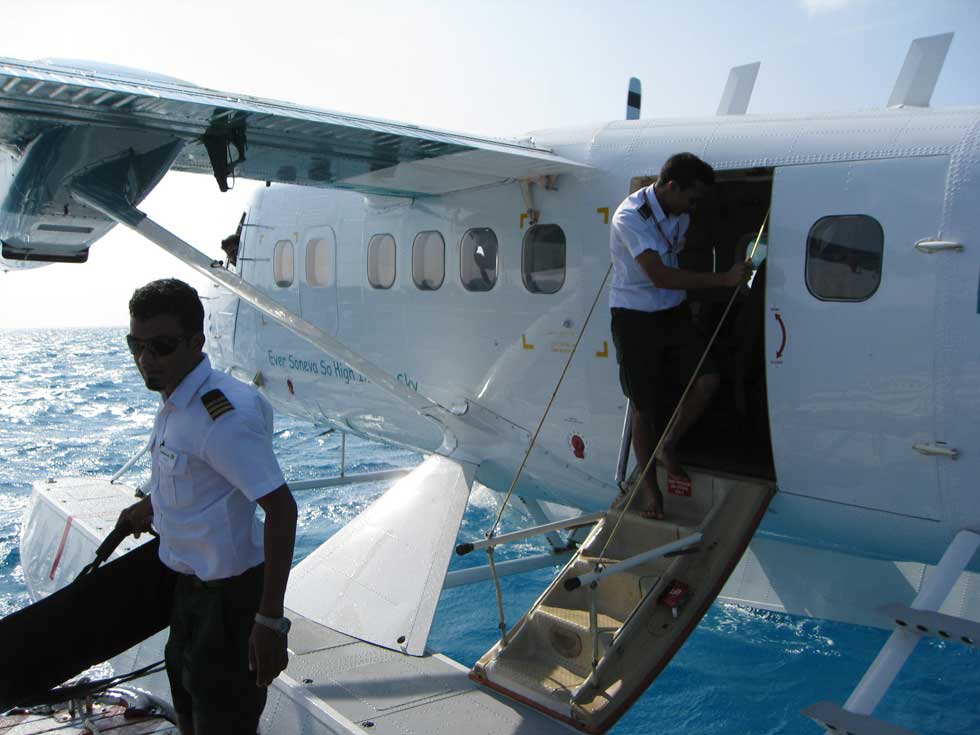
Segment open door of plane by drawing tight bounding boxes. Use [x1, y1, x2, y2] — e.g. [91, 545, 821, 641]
[766, 156, 949, 520]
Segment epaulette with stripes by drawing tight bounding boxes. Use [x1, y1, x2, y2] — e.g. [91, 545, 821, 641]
[201, 389, 234, 420]
[636, 201, 653, 220]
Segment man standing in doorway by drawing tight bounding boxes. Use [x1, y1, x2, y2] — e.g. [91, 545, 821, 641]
[115, 278, 297, 735]
[609, 153, 747, 519]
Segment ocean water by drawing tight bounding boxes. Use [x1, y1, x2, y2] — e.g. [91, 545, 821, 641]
[0, 328, 977, 734]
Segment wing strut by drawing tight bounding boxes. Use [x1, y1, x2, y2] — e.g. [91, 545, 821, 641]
[66, 178, 451, 438]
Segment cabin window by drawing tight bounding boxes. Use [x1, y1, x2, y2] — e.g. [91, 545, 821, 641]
[805, 215, 883, 301]
[273, 239, 294, 287]
[460, 228, 498, 292]
[413, 231, 445, 291]
[522, 224, 566, 294]
[367, 234, 396, 289]
[306, 236, 335, 288]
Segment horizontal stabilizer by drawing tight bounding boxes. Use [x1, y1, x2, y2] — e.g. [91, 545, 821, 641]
[285, 454, 475, 656]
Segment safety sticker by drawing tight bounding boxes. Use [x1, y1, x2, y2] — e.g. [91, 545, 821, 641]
[667, 474, 692, 497]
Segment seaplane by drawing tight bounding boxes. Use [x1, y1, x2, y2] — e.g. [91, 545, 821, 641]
[1, 31, 978, 735]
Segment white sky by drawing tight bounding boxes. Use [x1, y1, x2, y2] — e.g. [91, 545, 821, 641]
[1, 0, 978, 328]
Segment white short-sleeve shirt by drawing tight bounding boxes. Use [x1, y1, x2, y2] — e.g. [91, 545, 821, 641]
[147, 355, 286, 580]
[608, 184, 689, 312]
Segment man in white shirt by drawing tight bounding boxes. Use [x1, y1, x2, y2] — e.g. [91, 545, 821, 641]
[115, 279, 297, 735]
[609, 153, 747, 519]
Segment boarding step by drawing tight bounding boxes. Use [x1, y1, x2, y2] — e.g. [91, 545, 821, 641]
[804, 530, 980, 735]
[509, 553, 670, 681]
[878, 603, 980, 646]
[803, 701, 920, 735]
[472, 469, 774, 733]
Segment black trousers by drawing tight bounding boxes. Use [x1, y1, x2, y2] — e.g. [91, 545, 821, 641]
[610, 304, 717, 431]
[165, 563, 266, 735]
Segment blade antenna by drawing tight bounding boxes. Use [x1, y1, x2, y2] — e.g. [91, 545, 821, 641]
[626, 77, 641, 120]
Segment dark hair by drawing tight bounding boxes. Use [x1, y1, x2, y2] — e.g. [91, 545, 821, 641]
[129, 279, 204, 335]
[659, 152, 715, 191]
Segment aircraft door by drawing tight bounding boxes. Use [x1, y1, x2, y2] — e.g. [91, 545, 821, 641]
[766, 156, 948, 520]
[297, 226, 339, 336]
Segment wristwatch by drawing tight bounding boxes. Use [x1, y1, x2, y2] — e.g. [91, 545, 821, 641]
[254, 612, 291, 636]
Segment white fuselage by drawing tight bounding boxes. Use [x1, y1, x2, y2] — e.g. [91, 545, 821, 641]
[207, 106, 980, 572]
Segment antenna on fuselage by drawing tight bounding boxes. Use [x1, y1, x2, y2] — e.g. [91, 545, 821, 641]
[716, 62, 760, 116]
[888, 32, 953, 108]
[626, 77, 641, 120]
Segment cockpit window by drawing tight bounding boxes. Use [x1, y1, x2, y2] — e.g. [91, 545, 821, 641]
[460, 228, 498, 292]
[367, 234, 396, 289]
[806, 215, 883, 301]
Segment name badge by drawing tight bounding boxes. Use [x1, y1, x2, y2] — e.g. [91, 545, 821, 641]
[159, 446, 178, 471]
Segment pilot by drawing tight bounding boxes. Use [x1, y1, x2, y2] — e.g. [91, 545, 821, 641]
[608, 153, 748, 519]
[220, 231, 239, 267]
[114, 278, 297, 735]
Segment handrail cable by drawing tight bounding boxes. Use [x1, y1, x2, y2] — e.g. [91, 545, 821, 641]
[484, 263, 613, 646]
[486, 263, 613, 539]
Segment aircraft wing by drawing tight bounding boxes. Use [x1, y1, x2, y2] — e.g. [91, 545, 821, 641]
[0, 57, 586, 198]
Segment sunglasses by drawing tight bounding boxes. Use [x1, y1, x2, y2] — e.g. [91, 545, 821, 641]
[125, 334, 189, 358]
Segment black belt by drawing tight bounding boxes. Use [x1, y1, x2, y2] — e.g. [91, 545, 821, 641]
[178, 563, 262, 590]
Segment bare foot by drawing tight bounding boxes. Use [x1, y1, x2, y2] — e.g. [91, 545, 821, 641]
[640, 504, 665, 520]
[636, 482, 664, 521]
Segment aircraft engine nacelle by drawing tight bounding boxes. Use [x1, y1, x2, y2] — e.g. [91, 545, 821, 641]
[0, 125, 184, 268]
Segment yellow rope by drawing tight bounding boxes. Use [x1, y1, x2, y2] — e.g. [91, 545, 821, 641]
[486, 263, 614, 539]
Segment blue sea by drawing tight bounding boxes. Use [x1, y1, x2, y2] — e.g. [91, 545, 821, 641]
[1, 328, 977, 734]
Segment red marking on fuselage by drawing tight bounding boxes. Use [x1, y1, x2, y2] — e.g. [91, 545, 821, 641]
[774, 313, 787, 358]
[49, 515, 74, 580]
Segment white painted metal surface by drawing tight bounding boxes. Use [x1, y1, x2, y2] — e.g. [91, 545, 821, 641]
[716, 61, 760, 116]
[805, 701, 920, 735]
[202, 104, 980, 576]
[719, 535, 980, 631]
[842, 529, 980, 717]
[887, 32, 954, 108]
[285, 455, 474, 656]
[765, 156, 949, 522]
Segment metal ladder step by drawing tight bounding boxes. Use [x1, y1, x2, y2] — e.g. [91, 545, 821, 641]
[878, 602, 980, 647]
[802, 529, 980, 733]
[803, 701, 920, 735]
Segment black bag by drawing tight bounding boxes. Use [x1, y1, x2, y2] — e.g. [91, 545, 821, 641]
[0, 537, 175, 710]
